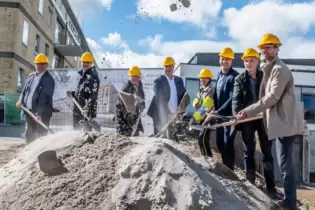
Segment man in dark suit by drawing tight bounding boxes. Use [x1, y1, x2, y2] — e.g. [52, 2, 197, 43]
[16, 53, 55, 143]
[209, 47, 239, 170]
[147, 56, 188, 140]
[232, 48, 276, 196]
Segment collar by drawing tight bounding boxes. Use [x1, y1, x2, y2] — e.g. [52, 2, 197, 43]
[262, 56, 278, 72]
[35, 70, 46, 76]
[220, 67, 231, 75]
[164, 74, 174, 81]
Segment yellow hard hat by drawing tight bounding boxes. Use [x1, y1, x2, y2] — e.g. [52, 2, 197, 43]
[218, 47, 234, 59]
[163, 56, 175, 66]
[80, 52, 94, 63]
[241, 48, 260, 60]
[199, 68, 213, 78]
[128, 65, 142, 76]
[258, 33, 282, 48]
[34, 53, 48, 64]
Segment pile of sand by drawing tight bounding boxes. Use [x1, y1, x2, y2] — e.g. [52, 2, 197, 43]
[0, 131, 277, 210]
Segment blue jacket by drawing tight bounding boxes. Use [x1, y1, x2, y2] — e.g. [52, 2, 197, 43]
[213, 68, 239, 116]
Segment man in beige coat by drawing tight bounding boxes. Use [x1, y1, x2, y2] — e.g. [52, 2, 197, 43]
[237, 33, 304, 210]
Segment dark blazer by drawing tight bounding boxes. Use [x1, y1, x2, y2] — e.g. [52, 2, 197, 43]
[19, 71, 55, 118]
[147, 75, 186, 124]
[213, 68, 239, 116]
[232, 69, 264, 115]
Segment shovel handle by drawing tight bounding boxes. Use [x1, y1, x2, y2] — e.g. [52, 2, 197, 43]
[20, 105, 54, 133]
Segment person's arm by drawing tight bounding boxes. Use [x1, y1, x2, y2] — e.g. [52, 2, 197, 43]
[244, 67, 289, 117]
[193, 87, 214, 121]
[36, 76, 55, 117]
[217, 75, 237, 115]
[232, 76, 243, 116]
[18, 75, 31, 103]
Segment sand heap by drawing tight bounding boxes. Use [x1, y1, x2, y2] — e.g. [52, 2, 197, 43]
[0, 131, 277, 210]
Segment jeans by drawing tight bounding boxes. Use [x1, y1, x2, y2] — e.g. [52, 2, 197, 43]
[241, 120, 275, 189]
[274, 135, 297, 210]
[216, 123, 235, 170]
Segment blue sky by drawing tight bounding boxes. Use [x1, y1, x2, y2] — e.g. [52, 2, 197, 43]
[69, 0, 315, 67]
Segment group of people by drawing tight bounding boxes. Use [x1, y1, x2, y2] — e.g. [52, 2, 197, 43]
[189, 33, 304, 210]
[16, 33, 304, 210]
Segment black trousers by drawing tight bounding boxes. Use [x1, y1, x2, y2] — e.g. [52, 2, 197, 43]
[240, 120, 275, 190]
[198, 129, 212, 157]
[25, 113, 50, 143]
[73, 115, 92, 131]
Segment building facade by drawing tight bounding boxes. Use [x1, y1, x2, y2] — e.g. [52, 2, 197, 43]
[0, 0, 95, 95]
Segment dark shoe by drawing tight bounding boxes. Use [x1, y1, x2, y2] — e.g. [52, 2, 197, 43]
[267, 188, 282, 200]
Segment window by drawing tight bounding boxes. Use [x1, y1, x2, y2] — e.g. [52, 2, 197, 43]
[17, 68, 25, 91]
[35, 34, 40, 53]
[185, 78, 200, 116]
[55, 20, 62, 43]
[53, 54, 60, 68]
[303, 93, 315, 122]
[38, 0, 44, 15]
[45, 44, 49, 56]
[48, 7, 53, 26]
[22, 20, 29, 45]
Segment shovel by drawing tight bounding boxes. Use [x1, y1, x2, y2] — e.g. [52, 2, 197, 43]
[20, 105, 54, 134]
[70, 97, 101, 132]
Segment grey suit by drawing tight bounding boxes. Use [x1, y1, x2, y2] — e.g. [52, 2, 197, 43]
[19, 71, 55, 142]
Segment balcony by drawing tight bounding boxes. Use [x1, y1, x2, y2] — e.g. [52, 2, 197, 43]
[54, 27, 83, 57]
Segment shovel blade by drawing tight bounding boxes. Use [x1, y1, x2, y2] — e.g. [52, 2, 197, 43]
[38, 150, 61, 174]
[88, 119, 101, 132]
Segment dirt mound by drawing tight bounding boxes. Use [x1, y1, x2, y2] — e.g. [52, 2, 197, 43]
[0, 132, 277, 210]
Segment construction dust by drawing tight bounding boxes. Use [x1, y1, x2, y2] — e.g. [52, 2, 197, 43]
[0, 131, 278, 210]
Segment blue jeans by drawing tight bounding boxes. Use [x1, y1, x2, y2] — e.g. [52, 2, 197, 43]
[275, 135, 297, 210]
[216, 125, 235, 170]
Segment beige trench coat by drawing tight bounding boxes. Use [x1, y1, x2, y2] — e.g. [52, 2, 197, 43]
[243, 56, 304, 140]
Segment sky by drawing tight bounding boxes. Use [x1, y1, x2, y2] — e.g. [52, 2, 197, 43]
[68, 0, 315, 68]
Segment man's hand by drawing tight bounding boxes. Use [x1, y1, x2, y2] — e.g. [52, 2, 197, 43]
[36, 115, 42, 122]
[81, 108, 88, 115]
[16, 100, 22, 108]
[236, 110, 247, 120]
[66, 90, 72, 97]
[210, 110, 218, 115]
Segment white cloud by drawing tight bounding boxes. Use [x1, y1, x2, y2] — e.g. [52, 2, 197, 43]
[223, 0, 315, 48]
[68, 0, 113, 19]
[87, 0, 315, 68]
[135, 0, 222, 28]
[101, 32, 129, 49]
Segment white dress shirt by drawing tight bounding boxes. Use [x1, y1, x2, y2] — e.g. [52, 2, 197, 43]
[164, 75, 178, 113]
[26, 71, 45, 109]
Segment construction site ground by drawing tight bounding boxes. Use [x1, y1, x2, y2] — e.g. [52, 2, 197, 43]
[0, 134, 314, 209]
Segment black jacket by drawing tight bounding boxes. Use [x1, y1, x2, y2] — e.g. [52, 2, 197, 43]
[19, 71, 55, 118]
[116, 80, 145, 136]
[72, 67, 100, 118]
[232, 69, 263, 115]
[213, 68, 239, 116]
[147, 75, 187, 126]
